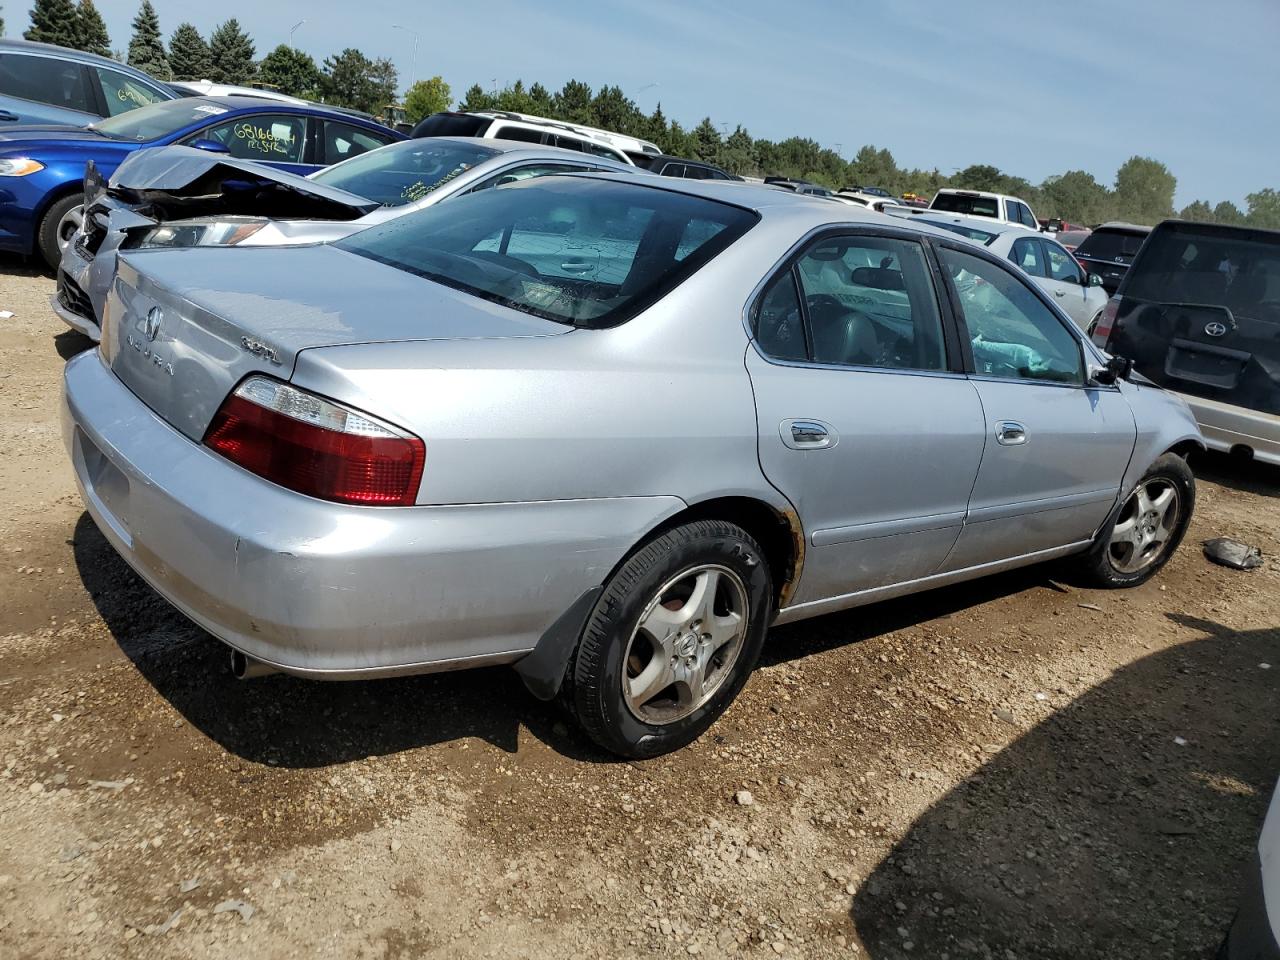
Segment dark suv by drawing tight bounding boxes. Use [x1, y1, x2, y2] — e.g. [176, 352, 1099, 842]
[1092, 219, 1280, 465]
[1073, 222, 1152, 295]
[632, 154, 739, 181]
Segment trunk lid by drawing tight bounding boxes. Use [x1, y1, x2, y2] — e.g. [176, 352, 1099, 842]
[102, 244, 572, 441]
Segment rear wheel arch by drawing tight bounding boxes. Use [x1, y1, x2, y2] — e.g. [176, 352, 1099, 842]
[624, 495, 802, 612]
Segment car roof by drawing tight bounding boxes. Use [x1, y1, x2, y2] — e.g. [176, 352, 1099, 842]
[0, 37, 155, 74]
[910, 211, 1029, 237]
[1094, 221, 1153, 233]
[182, 95, 391, 126]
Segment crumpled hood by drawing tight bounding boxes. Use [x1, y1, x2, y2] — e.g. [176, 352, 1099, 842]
[99, 145, 379, 222]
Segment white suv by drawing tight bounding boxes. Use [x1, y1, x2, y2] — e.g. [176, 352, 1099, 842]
[930, 188, 1040, 231]
[410, 110, 660, 166]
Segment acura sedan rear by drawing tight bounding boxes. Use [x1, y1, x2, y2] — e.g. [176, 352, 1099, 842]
[64, 174, 1204, 757]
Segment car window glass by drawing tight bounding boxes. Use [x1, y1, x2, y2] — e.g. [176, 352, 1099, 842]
[95, 68, 167, 116]
[659, 162, 684, 177]
[931, 193, 999, 218]
[492, 124, 545, 145]
[0, 53, 93, 114]
[1021, 204, 1037, 228]
[682, 164, 712, 181]
[940, 246, 1084, 385]
[323, 120, 391, 164]
[1045, 241, 1083, 284]
[1010, 238, 1046, 277]
[338, 177, 756, 327]
[193, 114, 307, 163]
[468, 162, 591, 192]
[753, 271, 807, 361]
[792, 235, 947, 371]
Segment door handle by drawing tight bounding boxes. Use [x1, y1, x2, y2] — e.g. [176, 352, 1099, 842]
[559, 260, 593, 274]
[1053, 289, 1066, 297]
[781, 419, 837, 450]
[995, 421, 1028, 445]
[0, 110, 17, 122]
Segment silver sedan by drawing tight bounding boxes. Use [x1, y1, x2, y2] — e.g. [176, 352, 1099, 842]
[62, 174, 1204, 757]
[53, 137, 638, 339]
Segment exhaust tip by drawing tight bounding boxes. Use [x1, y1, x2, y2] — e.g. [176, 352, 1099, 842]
[229, 649, 279, 680]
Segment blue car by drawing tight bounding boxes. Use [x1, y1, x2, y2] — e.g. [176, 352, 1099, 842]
[0, 95, 405, 266]
[0, 38, 177, 127]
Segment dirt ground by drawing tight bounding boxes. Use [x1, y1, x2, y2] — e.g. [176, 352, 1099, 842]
[1, 260, 1278, 960]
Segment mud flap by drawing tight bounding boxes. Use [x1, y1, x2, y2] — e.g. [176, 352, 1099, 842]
[512, 586, 604, 701]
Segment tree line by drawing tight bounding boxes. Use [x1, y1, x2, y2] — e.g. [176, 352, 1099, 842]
[13, 1, 1279, 229]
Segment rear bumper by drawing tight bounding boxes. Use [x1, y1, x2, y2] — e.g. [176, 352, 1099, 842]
[62, 350, 681, 678]
[1176, 392, 1280, 466]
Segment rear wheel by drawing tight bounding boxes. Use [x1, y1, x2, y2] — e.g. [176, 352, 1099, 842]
[1073, 453, 1195, 588]
[37, 192, 85, 269]
[566, 520, 772, 758]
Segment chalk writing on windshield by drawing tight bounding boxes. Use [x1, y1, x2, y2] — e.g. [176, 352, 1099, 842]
[233, 122, 295, 157]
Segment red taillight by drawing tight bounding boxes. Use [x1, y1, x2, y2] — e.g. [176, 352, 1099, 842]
[1092, 295, 1121, 348]
[204, 377, 425, 506]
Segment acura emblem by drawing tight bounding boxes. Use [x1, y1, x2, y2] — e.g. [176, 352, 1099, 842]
[141, 306, 163, 342]
[1204, 321, 1228, 338]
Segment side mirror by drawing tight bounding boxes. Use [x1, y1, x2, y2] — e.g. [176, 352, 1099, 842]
[190, 138, 231, 154]
[1088, 272, 1105, 287]
[1093, 354, 1134, 385]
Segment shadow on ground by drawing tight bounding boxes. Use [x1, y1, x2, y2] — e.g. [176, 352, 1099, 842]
[1192, 449, 1280, 499]
[55, 329, 94, 360]
[73, 508, 1065, 772]
[851, 615, 1280, 959]
[70, 512, 613, 766]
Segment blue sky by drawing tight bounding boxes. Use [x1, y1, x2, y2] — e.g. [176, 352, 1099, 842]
[23, 0, 1279, 207]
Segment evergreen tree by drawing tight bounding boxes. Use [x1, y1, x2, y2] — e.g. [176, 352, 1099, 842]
[126, 1, 169, 79]
[168, 22, 213, 80]
[458, 83, 494, 112]
[208, 18, 255, 85]
[25, 0, 80, 48]
[692, 117, 721, 163]
[258, 45, 320, 98]
[553, 80, 593, 124]
[74, 0, 110, 57]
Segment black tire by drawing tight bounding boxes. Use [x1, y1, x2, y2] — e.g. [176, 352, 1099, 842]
[37, 192, 84, 270]
[567, 520, 773, 759]
[1073, 452, 1195, 588]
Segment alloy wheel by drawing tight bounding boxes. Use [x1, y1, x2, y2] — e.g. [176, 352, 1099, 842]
[1109, 479, 1181, 574]
[621, 564, 750, 725]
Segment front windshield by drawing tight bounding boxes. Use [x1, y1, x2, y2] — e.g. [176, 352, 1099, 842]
[336, 176, 757, 327]
[311, 139, 500, 206]
[91, 98, 232, 142]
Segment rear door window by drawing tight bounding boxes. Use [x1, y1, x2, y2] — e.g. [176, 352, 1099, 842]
[1010, 238, 1046, 277]
[777, 235, 948, 371]
[0, 52, 93, 114]
[322, 120, 396, 164]
[491, 124, 546, 145]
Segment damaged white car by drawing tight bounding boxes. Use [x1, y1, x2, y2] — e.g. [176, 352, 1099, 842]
[53, 138, 637, 339]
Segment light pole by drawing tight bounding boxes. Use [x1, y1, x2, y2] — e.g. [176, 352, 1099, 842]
[289, 19, 306, 48]
[392, 24, 420, 91]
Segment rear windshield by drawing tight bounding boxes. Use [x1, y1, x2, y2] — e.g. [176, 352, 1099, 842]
[336, 176, 758, 327]
[1076, 228, 1147, 261]
[930, 193, 999, 218]
[916, 218, 998, 245]
[311, 139, 499, 206]
[410, 112, 490, 139]
[1125, 223, 1280, 318]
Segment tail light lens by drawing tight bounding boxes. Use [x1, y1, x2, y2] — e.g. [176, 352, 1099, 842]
[204, 376, 425, 506]
[1092, 295, 1121, 348]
